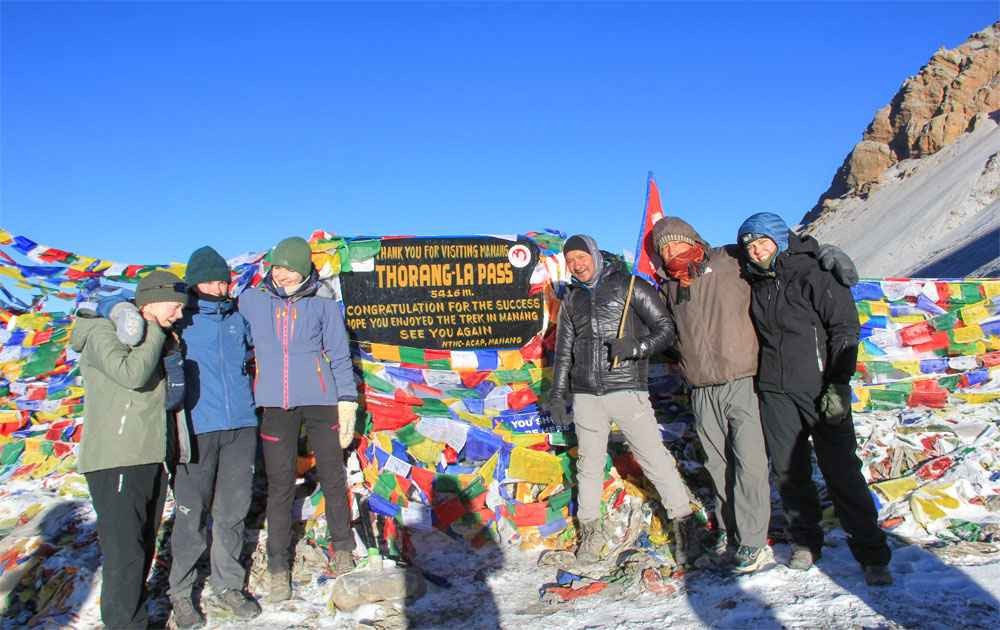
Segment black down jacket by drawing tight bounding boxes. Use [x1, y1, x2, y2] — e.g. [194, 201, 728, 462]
[744, 234, 860, 395]
[551, 258, 677, 398]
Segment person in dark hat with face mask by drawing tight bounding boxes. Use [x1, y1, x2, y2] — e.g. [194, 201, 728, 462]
[737, 212, 891, 587]
[548, 234, 701, 566]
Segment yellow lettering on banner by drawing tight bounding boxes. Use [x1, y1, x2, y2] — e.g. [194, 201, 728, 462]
[960, 302, 989, 325]
[952, 324, 984, 344]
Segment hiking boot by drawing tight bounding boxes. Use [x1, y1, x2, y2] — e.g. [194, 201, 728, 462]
[170, 596, 206, 629]
[672, 514, 703, 566]
[732, 545, 774, 574]
[575, 520, 604, 564]
[217, 589, 262, 619]
[789, 545, 820, 571]
[267, 569, 292, 603]
[863, 564, 893, 586]
[330, 549, 356, 576]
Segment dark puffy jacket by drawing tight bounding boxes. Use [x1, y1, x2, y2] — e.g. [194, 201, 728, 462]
[239, 272, 357, 409]
[176, 297, 258, 434]
[744, 234, 859, 395]
[551, 258, 677, 398]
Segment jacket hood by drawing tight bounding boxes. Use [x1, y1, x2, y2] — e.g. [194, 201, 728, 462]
[737, 212, 790, 255]
[565, 234, 605, 288]
[193, 296, 236, 316]
[70, 312, 107, 353]
[262, 269, 320, 299]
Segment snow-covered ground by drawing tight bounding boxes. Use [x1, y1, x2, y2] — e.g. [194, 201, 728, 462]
[805, 117, 1000, 278]
[2, 405, 999, 630]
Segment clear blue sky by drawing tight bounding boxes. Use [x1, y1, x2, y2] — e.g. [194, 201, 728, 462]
[1, 2, 996, 265]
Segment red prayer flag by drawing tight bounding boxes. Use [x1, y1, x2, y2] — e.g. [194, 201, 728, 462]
[630, 172, 665, 285]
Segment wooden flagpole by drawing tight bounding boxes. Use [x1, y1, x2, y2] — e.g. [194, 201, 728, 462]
[611, 274, 636, 370]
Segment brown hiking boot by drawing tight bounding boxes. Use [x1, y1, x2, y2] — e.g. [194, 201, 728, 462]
[672, 514, 703, 566]
[266, 569, 292, 603]
[575, 520, 604, 564]
[330, 549, 356, 576]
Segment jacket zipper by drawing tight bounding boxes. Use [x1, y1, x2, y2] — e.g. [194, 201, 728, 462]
[316, 357, 327, 393]
[119, 400, 132, 435]
[590, 288, 604, 394]
[813, 324, 824, 374]
[283, 302, 291, 409]
[219, 312, 232, 422]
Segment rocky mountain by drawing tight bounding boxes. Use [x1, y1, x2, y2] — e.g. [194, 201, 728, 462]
[802, 22, 1000, 277]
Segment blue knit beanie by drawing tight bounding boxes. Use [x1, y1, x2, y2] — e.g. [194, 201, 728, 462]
[737, 212, 790, 255]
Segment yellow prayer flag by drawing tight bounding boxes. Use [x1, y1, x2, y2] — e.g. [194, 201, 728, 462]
[370, 344, 401, 362]
[951, 325, 984, 344]
[507, 447, 562, 484]
[871, 476, 919, 502]
[960, 303, 990, 325]
[869, 301, 889, 316]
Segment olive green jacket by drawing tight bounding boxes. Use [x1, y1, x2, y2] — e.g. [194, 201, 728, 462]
[72, 313, 177, 474]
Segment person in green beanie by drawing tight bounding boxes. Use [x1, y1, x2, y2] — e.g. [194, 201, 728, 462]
[239, 236, 359, 601]
[72, 271, 189, 630]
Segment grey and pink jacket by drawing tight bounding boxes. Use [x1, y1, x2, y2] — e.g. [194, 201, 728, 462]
[238, 272, 357, 408]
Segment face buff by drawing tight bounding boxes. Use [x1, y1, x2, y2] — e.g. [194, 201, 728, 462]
[665, 245, 705, 288]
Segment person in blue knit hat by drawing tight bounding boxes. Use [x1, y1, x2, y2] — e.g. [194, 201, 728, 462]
[737, 212, 892, 586]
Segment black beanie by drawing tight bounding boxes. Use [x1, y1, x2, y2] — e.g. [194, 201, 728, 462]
[562, 235, 590, 256]
[185, 246, 230, 287]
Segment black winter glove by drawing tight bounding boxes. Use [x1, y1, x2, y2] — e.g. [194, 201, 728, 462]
[818, 383, 852, 425]
[817, 244, 859, 288]
[547, 397, 571, 429]
[606, 337, 649, 365]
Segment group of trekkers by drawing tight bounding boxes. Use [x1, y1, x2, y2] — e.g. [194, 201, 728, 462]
[72, 236, 357, 629]
[71, 213, 890, 630]
[550, 213, 892, 588]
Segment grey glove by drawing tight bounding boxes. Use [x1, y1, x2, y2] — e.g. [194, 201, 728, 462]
[818, 383, 852, 425]
[548, 397, 571, 429]
[109, 301, 145, 346]
[817, 244, 859, 288]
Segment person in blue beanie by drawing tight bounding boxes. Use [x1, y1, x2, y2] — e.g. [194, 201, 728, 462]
[737, 212, 892, 587]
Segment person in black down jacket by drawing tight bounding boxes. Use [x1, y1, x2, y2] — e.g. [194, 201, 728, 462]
[737, 212, 892, 587]
[548, 234, 700, 566]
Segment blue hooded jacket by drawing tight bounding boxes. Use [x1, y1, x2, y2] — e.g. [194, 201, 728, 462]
[176, 297, 258, 434]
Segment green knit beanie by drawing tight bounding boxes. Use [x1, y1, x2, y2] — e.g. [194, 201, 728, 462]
[270, 236, 313, 278]
[135, 271, 187, 308]
[185, 246, 230, 287]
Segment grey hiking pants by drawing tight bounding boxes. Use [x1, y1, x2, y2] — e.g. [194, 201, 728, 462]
[691, 377, 770, 547]
[574, 390, 692, 522]
[169, 427, 257, 596]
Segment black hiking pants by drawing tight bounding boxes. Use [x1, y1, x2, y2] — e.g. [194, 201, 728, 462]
[86, 462, 167, 630]
[760, 390, 890, 567]
[260, 405, 353, 572]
